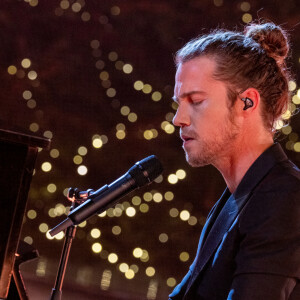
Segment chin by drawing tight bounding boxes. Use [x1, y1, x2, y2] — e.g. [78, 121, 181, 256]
[185, 152, 210, 167]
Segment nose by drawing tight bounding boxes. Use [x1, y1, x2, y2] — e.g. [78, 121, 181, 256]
[172, 103, 190, 127]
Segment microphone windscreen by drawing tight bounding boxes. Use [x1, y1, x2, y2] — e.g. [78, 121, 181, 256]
[128, 155, 163, 187]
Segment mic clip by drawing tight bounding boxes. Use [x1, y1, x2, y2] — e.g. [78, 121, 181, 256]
[67, 187, 95, 204]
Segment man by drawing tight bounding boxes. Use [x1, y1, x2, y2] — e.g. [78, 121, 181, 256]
[169, 22, 300, 299]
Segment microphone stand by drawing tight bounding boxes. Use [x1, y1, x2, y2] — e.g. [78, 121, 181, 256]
[49, 189, 93, 300]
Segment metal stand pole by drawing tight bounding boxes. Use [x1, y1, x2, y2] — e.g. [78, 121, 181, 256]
[49, 203, 77, 300]
[49, 188, 94, 300]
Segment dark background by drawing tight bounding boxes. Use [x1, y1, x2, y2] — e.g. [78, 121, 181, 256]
[0, 0, 299, 299]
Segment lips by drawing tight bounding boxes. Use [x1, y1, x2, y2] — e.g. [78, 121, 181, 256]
[181, 135, 194, 142]
[180, 135, 195, 148]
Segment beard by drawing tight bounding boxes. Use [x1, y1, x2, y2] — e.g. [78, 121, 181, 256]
[182, 115, 239, 167]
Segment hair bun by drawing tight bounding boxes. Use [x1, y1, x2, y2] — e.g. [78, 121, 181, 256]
[245, 22, 289, 66]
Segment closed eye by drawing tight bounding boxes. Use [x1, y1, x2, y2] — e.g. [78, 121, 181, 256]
[191, 98, 205, 105]
[193, 100, 204, 105]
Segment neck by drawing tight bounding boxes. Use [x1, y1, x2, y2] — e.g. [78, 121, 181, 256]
[213, 137, 273, 193]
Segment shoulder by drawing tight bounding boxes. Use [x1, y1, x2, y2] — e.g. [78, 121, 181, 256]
[259, 159, 300, 193]
[240, 159, 300, 231]
[234, 157, 300, 278]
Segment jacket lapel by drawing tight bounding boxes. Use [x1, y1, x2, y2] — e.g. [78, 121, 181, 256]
[168, 189, 230, 299]
[196, 188, 231, 255]
[186, 192, 250, 294]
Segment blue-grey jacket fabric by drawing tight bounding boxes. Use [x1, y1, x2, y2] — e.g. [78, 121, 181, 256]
[169, 143, 300, 299]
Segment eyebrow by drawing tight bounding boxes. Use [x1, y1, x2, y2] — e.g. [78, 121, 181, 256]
[172, 90, 207, 102]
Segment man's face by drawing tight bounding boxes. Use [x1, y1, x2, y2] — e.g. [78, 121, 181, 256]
[173, 56, 240, 167]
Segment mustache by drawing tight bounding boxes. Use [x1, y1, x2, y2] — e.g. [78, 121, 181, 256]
[180, 129, 198, 139]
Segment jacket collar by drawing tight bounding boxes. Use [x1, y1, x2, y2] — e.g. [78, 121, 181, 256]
[233, 143, 287, 199]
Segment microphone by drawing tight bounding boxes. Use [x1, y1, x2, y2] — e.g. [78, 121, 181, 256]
[49, 155, 163, 236]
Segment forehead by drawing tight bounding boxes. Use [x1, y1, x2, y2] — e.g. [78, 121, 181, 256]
[175, 56, 218, 96]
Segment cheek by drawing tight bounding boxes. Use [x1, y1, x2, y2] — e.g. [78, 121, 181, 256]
[192, 107, 229, 135]
[191, 103, 217, 124]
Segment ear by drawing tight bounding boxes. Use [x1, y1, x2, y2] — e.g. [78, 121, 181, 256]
[239, 88, 260, 112]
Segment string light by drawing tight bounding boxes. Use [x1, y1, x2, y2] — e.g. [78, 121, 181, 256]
[47, 183, 57, 193]
[27, 210, 37, 219]
[134, 81, 144, 90]
[133, 248, 143, 258]
[158, 233, 168, 243]
[28, 0, 39, 7]
[23, 90, 32, 99]
[78, 146, 88, 155]
[39, 223, 49, 233]
[112, 226, 121, 235]
[41, 162, 52, 172]
[139, 204, 149, 213]
[169, 208, 179, 218]
[28, 70, 37, 80]
[92, 138, 103, 148]
[110, 6, 121, 16]
[142, 84, 152, 94]
[168, 174, 178, 184]
[90, 228, 101, 238]
[176, 169, 186, 180]
[77, 165, 88, 175]
[125, 269, 135, 279]
[60, 0, 69, 10]
[141, 250, 149, 262]
[78, 221, 87, 228]
[92, 243, 102, 253]
[119, 263, 129, 273]
[167, 278, 177, 287]
[179, 252, 190, 262]
[180, 210, 190, 221]
[143, 192, 152, 202]
[54, 204, 66, 216]
[29, 123, 39, 132]
[123, 64, 133, 74]
[106, 87, 116, 97]
[240, 1, 251, 12]
[81, 12, 91, 22]
[132, 196, 141, 206]
[128, 112, 137, 122]
[71, 2, 81, 12]
[27, 99, 36, 108]
[289, 81, 297, 91]
[145, 267, 155, 277]
[43, 131, 53, 139]
[108, 52, 118, 61]
[188, 216, 198, 226]
[49, 149, 59, 158]
[153, 193, 163, 203]
[125, 207, 136, 217]
[21, 58, 31, 68]
[108, 253, 118, 264]
[55, 232, 65, 240]
[242, 13, 252, 23]
[24, 236, 33, 245]
[151, 91, 162, 101]
[164, 191, 174, 201]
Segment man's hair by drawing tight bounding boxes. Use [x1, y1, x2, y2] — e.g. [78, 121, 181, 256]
[175, 22, 293, 131]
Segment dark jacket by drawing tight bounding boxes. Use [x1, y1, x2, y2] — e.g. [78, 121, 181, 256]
[169, 143, 300, 299]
